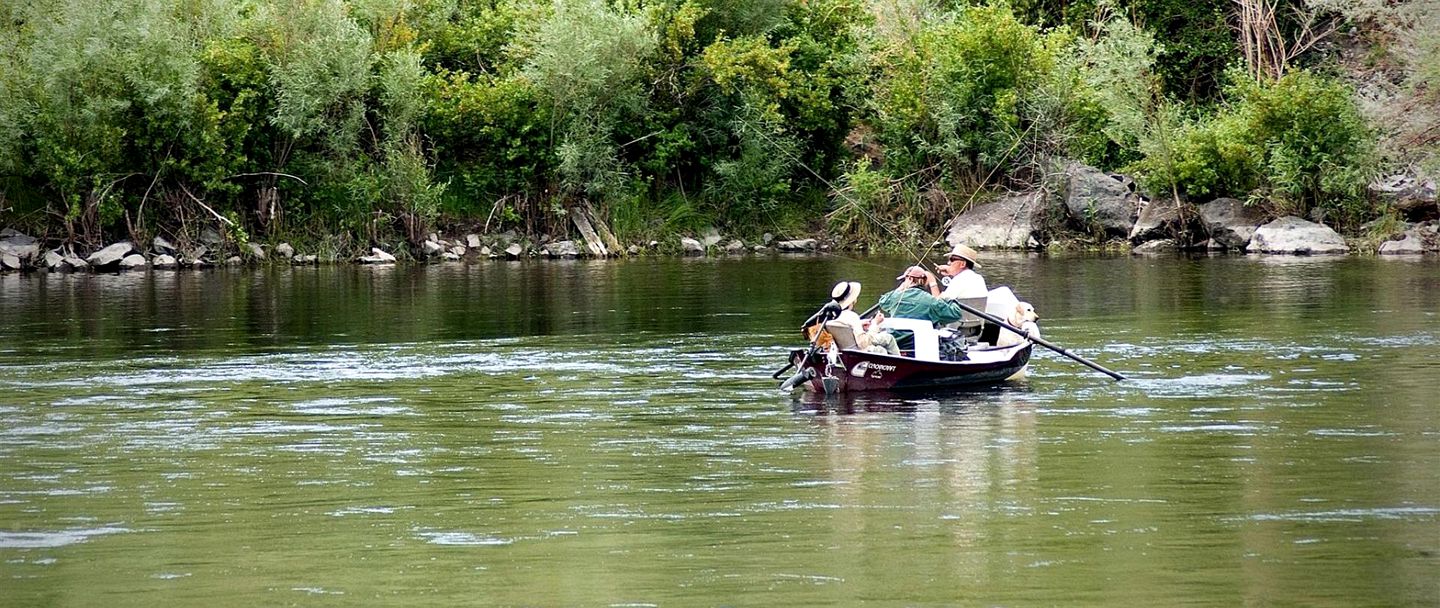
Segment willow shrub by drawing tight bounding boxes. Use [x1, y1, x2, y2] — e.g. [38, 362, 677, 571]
[868, 4, 1057, 184]
[1165, 71, 1375, 224]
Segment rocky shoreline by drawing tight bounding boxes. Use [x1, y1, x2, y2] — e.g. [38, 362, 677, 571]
[944, 162, 1439, 257]
[2, 165, 1436, 274]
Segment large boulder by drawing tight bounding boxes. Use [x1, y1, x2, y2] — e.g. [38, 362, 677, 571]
[945, 192, 1042, 250]
[776, 238, 818, 252]
[1062, 163, 1142, 238]
[723, 239, 746, 254]
[541, 240, 580, 258]
[679, 237, 705, 256]
[152, 254, 179, 269]
[1246, 217, 1349, 254]
[86, 242, 135, 267]
[43, 249, 65, 270]
[275, 242, 295, 259]
[0, 252, 19, 271]
[422, 240, 446, 257]
[1199, 198, 1268, 250]
[1377, 223, 1439, 254]
[1132, 239, 1179, 254]
[0, 230, 40, 262]
[118, 254, 148, 270]
[503, 243, 525, 259]
[1370, 174, 1438, 221]
[1129, 197, 1188, 242]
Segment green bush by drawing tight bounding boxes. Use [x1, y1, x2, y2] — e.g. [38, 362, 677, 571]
[1165, 71, 1375, 222]
[869, 4, 1056, 181]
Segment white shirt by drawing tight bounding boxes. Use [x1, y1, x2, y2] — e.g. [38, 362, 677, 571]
[940, 268, 987, 300]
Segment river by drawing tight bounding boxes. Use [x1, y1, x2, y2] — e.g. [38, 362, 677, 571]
[1, 254, 1437, 606]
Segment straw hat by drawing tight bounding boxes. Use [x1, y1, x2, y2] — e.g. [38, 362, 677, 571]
[830, 281, 861, 309]
[945, 244, 981, 269]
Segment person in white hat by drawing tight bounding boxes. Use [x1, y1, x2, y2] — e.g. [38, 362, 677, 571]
[936, 243, 987, 300]
[829, 281, 899, 355]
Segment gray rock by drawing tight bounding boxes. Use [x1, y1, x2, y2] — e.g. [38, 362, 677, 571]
[118, 254, 148, 269]
[61, 254, 88, 271]
[359, 247, 397, 264]
[43, 249, 64, 270]
[776, 239, 818, 252]
[762, 232, 774, 245]
[479, 245, 492, 257]
[0, 231, 41, 262]
[701, 227, 722, 248]
[753, 245, 769, 252]
[441, 251, 461, 261]
[1132, 239, 1179, 254]
[0, 252, 19, 271]
[1371, 174, 1438, 221]
[1247, 217, 1350, 254]
[450, 245, 467, 257]
[504, 243, 524, 259]
[466, 234, 482, 249]
[724, 239, 746, 254]
[1063, 163, 1142, 238]
[153, 235, 177, 254]
[293, 254, 318, 265]
[627, 244, 641, 255]
[275, 242, 295, 259]
[946, 192, 1043, 250]
[542, 240, 580, 258]
[86, 242, 135, 267]
[200, 228, 223, 245]
[1199, 198, 1268, 249]
[422, 240, 446, 256]
[224, 256, 242, 265]
[244, 242, 266, 259]
[1378, 224, 1438, 254]
[680, 237, 705, 255]
[152, 254, 179, 269]
[495, 230, 517, 245]
[1129, 197, 1187, 242]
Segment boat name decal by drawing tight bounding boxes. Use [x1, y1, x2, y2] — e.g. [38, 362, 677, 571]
[849, 361, 897, 377]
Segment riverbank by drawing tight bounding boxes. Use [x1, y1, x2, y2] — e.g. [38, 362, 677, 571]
[4, 163, 1436, 274]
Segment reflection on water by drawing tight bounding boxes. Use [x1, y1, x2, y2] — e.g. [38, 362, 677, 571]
[1, 254, 1438, 606]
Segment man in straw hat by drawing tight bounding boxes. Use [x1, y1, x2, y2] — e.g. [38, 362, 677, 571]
[936, 243, 987, 300]
[829, 281, 899, 355]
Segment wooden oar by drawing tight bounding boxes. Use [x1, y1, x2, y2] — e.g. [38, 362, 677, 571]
[951, 300, 1127, 381]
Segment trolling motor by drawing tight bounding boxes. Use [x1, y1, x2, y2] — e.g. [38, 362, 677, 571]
[777, 366, 816, 391]
[771, 300, 844, 389]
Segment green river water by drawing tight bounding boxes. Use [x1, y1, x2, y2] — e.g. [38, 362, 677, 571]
[1, 254, 1437, 606]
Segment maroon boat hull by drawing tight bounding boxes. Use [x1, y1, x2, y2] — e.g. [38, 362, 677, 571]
[789, 344, 1033, 393]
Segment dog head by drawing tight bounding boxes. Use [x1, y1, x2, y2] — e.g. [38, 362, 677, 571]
[1008, 302, 1038, 327]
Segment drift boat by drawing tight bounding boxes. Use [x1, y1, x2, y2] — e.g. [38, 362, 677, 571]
[776, 287, 1039, 394]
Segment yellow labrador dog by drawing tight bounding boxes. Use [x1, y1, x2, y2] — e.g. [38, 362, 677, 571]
[996, 302, 1040, 347]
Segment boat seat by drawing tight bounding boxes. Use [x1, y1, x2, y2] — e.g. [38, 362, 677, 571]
[878, 317, 939, 362]
[823, 321, 860, 351]
[955, 296, 987, 342]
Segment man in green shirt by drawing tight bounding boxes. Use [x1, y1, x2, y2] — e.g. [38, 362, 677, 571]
[877, 266, 967, 351]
